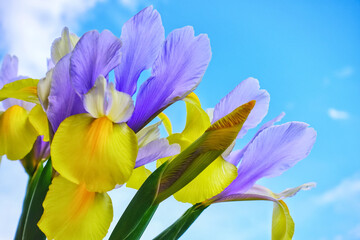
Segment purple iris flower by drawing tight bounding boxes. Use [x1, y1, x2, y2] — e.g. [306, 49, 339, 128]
[207, 77, 317, 200]
[47, 5, 212, 135]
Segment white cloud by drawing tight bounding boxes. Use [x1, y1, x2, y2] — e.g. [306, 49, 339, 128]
[316, 174, 360, 205]
[328, 108, 350, 120]
[335, 66, 354, 79]
[0, 0, 103, 78]
[119, 0, 140, 11]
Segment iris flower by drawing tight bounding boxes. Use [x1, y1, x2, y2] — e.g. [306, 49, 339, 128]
[0, 55, 49, 174]
[37, 6, 211, 239]
[160, 77, 316, 205]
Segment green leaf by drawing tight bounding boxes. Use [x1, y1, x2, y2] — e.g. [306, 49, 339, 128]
[15, 159, 52, 240]
[153, 203, 208, 240]
[0, 78, 40, 104]
[109, 101, 255, 240]
[109, 163, 167, 240]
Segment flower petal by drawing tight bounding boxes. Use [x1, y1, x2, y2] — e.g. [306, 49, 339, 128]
[29, 104, 50, 142]
[38, 69, 53, 110]
[136, 121, 161, 148]
[0, 54, 18, 88]
[0, 105, 38, 160]
[128, 26, 211, 132]
[126, 166, 152, 190]
[182, 92, 211, 142]
[115, 5, 164, 96]
[0, 78, 39, 104]
[157, 112, 172, 135]
[173, 157, 238, 204]
[224, 112, 285, 166]
[38, 176, 113, 240]
[135, 138, 180, 168]
[223, 122, 316, 195]
[47, 54, 86, 132]
[51, 27, 79, 64]
[70, 30, 122, 96]
[51, 114, 138, 192]
[213, 78, 270, 138]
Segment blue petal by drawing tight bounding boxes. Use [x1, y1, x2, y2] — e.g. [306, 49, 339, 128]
[223, 122, 316, 195]
[128, 26, 211, 132]
[135, 138, 180, 168]
[70, 30, 122, 96]
[115, 6, 164, 96]
[213, 78, 270, 138]
[47, 54, 86, 132]
[0, 54, 18, 88]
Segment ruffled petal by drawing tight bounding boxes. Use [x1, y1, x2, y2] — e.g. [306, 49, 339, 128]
[51, 114, 138, 192]
[115, 6, 164, 96]
[38, 176, 113, 240]
[83, 76, 135, 123]
[223, 122, 316, 195]
[224, 112, 285, 166]
[128, 26, 211, 132]
[47, 54, 86, 132]
[213, 78, 270, 138]
[29, 104, 50, 142]
[126, 166, 152, 190]
[105, 83, 134, 123]
[51, 27, 79, 64]
[0, 105, 38, 160]
[70, 30, 122, 96]
[173, 157, 238, 204]
[135, 138, 180, 168]
[0, 54, 18, 88]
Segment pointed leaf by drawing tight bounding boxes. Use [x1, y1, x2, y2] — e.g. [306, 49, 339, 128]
[15, 159, 52, 240]
[153, 203, 208, 240]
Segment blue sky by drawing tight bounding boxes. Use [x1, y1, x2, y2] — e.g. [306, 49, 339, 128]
[0, 0, 359, 239]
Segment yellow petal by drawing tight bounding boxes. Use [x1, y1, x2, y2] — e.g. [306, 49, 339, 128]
[126, 166, 152, 190]
[157, 112, 172, 135]
[38, 176, 113, 240]
[0, 105, 38, 160]
[29, 104, 50, 142]
[182, 93, 211, 142]
[0, 78, 40, 104]
[272, 200, 295, 240]
[51, 114, 138, 192]
[173, 157, 238, 204]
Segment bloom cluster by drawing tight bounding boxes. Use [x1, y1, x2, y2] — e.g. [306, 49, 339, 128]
[0, 6, 316, 240]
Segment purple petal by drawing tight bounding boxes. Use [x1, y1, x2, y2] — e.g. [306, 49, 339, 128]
[135, 138, 180, 168]
[224, 112, 285, 166]
[0, 54, 18, 88]
[47, 54, 86, 132]
[115, 6, 164, 96]
[70, 30, 122, 96]
[33, 136, 50, 161]
[213, 78, 270, 138]
[223, 121, 316, 195]
[128, 26, 211, 132]
[47, 58, 55, 71]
